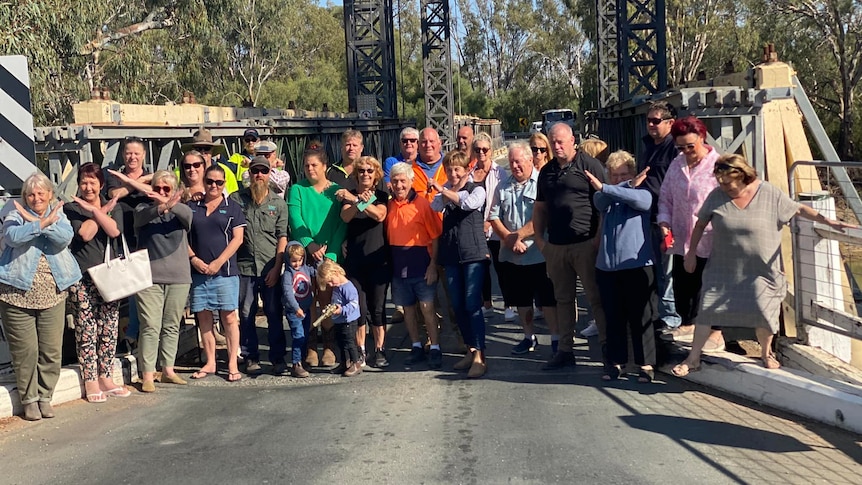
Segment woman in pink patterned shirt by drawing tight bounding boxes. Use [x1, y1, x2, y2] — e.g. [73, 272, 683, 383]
[657, 116, 724, 352]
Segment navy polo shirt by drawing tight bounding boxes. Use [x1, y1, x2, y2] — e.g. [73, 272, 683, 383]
[187, 196, 247, 277]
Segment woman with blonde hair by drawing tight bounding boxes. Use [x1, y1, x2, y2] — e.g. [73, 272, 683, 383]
[0, 172, 81, 420]
[580, 138, 610, 165]
[529, 133, 552, 170]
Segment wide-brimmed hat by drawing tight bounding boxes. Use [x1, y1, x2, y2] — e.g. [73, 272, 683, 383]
[181, 129, 228, 157]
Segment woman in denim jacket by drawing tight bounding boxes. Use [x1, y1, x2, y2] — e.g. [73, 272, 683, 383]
[0, 172, 82, 421]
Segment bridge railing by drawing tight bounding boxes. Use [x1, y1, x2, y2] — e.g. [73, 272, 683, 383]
[789, 161, 862, 365]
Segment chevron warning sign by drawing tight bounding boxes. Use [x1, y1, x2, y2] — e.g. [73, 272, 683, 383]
[0, 55, 39, 194]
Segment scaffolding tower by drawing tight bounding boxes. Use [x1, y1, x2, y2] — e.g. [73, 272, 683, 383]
[343, 0, 398, 118]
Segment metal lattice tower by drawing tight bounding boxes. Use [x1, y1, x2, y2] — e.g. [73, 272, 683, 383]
[343, 0, 398, 117]
[617, 0, 667, 101]
[421, 0, 455, 149]
[597, 0, 619, 108]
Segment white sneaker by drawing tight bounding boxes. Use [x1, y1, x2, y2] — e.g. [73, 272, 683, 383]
[483, 307, 495, 318]
[580, 320, 598, 337]
[534, 307, 544, 320]
[504, 307, 517, 322]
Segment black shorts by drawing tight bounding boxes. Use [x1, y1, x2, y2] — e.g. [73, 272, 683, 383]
[498, 261, 556, 308]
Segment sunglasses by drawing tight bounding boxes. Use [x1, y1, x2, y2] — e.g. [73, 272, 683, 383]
[401, 138, 418, 144]
[675, 143, 697, 151]
[530, 146, 548, 154]
[205, 178, 226, 187]
[183, 161, 203, 170]
[647, 117, 671, 125]
[244, 137, 259, 143]
[357, 168, 375, 174]
[124, 136, 144, 143]
[250, 167, 271, 175]
[475, 147, 490, 154]
[153, 186, 171, 194]
[196, 146, 212, 153]
[713, 163, 740, 174]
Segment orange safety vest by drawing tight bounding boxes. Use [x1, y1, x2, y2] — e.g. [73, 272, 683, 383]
[411, 161, 447, 202]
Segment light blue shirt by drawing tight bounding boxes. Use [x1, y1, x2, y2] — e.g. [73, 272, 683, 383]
[488, 170, 544, 265]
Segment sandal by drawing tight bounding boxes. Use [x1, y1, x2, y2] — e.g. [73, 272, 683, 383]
[86, 392, 107, 403]
[601, 364, 621, 381]
[227, 372, 243, 382]
[762, 354, 781, 369]
[104, 386, 132, 398]
[190, 369, 215, 380]
[671, 362, 700, 377]
[638, 368, 655, 383]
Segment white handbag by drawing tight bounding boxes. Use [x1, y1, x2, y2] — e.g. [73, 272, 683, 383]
[86, 234, 153, 302]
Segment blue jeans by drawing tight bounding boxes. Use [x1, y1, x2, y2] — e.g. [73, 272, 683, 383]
[651, 225, 681, 327]
[445, 261, 488, 351]
[286, 312, 308, 364]
[239, 275, 286, 364]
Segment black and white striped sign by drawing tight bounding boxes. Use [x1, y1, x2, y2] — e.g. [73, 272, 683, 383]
[0, 55, 38, 194]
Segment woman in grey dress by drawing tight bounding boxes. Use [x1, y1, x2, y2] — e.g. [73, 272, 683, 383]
[672, 155, 854, 376]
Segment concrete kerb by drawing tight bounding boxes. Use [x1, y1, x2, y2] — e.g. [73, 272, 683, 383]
[659, 345, 862, 434]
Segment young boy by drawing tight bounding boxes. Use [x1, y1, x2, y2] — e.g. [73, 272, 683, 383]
[281, 241, 315, 378]
[316, 259, 362, 377]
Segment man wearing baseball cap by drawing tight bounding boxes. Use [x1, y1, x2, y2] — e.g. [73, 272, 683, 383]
[229, 128, 260, 183]
[241, 140, 291, 198]
[230, 156, 289, 374]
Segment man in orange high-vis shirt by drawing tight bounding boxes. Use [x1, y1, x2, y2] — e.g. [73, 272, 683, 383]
[413, 128, 448, 201]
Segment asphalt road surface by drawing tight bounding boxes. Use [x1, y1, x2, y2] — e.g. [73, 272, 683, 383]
[1, 313, 861, 485]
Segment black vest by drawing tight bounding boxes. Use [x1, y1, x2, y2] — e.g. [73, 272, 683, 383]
[437, 182, 490, 266]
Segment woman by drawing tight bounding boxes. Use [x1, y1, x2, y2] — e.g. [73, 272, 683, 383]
[179, 150, 207, 202]
[672, 155, 855, 376]
[0, 173, 82, 420]
[580, 138, 610, 166]
[65, 163, 131, 402]
[657, 116, 723, 351]
[431, 150, 491, 378]
[469, 133, 508, 319]
[187, 165, 246, 382]
[529, 132, 552, 171]
[338, 156, 390, 368]
[585, 151, 657, 383]
[133, 171, 194, 391]
[288, 142, 348, 368]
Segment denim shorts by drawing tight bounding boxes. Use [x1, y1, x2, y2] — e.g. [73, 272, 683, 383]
[391, 276, 436, 306]
[190, 274, 240, 312]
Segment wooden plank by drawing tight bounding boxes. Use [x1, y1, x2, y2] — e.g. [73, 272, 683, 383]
[780, 100, 820, 193]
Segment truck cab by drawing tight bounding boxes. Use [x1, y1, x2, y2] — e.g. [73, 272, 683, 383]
[542, 109, 576, 136]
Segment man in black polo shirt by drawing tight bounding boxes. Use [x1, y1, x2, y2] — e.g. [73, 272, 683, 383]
[230, 156, 290, 375]
[639, 101, 681, 332]
[533, 122, 608, 370]
[327, 129, 364, 188]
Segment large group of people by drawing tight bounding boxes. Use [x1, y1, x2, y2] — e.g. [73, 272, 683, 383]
[1, 103, 855, 422]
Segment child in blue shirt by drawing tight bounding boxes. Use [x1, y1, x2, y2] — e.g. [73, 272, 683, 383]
[281, 241, 315, 378]
[317, 258, 362, 377]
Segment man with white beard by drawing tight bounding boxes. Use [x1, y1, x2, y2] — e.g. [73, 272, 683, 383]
[231, 156, 289, 374]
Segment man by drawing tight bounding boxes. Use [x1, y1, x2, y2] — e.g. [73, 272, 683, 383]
[456, 125, 474, 158]
[180, 129, 240, 194]
[639, 101, 682, 335]
[228, 128, 259, 182]
[489, 142, 559, 355]
[230, 156, 291, 375]
[386, 162, 443, 369]
[327, 129, 364, 189]
[412, 128, 448, 201]
[383, 127, 420, 184]
[241, 140, 290, 197]
[533, 122, 608, 370]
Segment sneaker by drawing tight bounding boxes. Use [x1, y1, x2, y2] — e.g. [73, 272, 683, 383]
[580, 320, 599, 337]
[511, 336, 537, 355]
[428, 348, 443, 369]
[504, 307, 517, 322]
[374, 348, 390, 368]
[358, 350, 366, 368]
[290, 363, 309, 378]
[661, 324, 695, 343]
[272, 362, 287, 376]
[542, 351, 576, 370]
[245, 360, 262, 374]
[404, 346, 426, 365]
[483, 307, 496, 319]
[534, 308, 544, 320]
